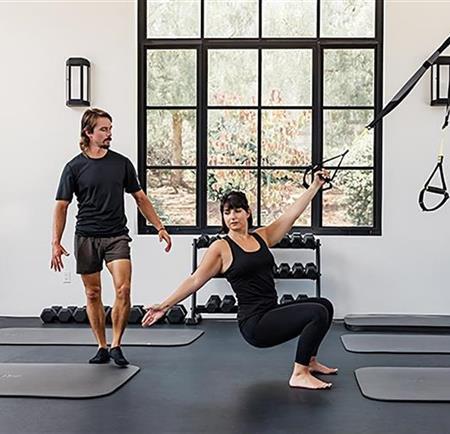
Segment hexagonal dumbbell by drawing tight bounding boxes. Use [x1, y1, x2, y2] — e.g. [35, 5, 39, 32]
[291, 262, 305, 278]
[279, 294, 295, 304]
[304, 262, 319, 279]
[205, 295, 222, 313]
[128, 305, 145, 324]
[166, 305, 188, 324]
[73, 306, 88, 323]
[220, 295, 236, 313]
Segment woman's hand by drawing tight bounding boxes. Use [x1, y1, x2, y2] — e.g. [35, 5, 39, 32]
[141, 304, 168, 327]
[312, 169, 331, 188]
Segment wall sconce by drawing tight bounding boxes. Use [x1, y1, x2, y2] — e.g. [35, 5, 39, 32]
[431, 56, 450, 106]
[66, 57, 91, 107]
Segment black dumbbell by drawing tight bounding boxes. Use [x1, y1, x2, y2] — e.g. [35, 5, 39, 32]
[278, 235, 292, 248]
[303, 233, 316, 249]
[166, 305, 187, 324]
[40, 307, 58, 323]
[296, 294, 308, 301]
[304, 262, 319, 279]
[128, 306, 145, 324]
[197, 234, 210, 248]
[73, 306, 88, 323]
[205, 295, 222, 313]
[220, 295, 236, 313]
[291, 233, 304, 248]
[291, 262, 305, 278]
[280, 294, 295, 304]
[57, 307, 74, 323]
[277, 263, 291, 278]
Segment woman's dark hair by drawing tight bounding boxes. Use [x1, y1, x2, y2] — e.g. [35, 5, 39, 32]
[220, 191, 253, 233]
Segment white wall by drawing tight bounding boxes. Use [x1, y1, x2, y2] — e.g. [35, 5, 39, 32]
[1, 0, 449, 318]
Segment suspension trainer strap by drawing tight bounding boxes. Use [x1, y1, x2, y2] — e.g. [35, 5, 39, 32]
[418, 69, 450, 212]
[302, 150, 349, 191]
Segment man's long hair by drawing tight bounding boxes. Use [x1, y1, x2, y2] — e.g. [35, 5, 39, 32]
[79, 108, 112, 152]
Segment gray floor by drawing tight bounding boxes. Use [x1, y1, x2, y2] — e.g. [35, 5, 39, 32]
[1, 317, 450, 434]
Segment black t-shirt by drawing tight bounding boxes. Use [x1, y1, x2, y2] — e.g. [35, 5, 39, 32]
[55, 150, 141, 237]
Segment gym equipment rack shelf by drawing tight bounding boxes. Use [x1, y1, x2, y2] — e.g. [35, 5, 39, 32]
[186, 233, 322, 325]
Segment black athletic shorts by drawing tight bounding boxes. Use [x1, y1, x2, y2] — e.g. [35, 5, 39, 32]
[74, 234, 132, 275]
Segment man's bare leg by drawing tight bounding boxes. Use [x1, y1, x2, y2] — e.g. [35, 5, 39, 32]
[81, 272, 107, 349]
[107, 259, 131, 357]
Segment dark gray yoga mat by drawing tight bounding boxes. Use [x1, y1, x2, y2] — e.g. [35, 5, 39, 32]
[355, 367, 450, 402]
[344, 314, 450, 332]
[341, 333, 450, 353]
[0, 363, 139, 398]
[0, 328, 204, 346]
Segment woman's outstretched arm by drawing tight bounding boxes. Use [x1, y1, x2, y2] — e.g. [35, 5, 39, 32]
[257, 170, 328, 247]
[142, 240, 224, 326]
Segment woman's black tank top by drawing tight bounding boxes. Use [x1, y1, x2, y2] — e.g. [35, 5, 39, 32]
[223, 232, 278, 322]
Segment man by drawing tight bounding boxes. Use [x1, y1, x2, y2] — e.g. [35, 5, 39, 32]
[50, 108, 171, 366]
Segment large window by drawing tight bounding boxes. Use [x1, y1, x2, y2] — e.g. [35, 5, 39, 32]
[138, 0, 383, 235]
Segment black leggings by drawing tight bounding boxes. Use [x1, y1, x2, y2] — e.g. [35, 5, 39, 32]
[239, 297, 334, 366]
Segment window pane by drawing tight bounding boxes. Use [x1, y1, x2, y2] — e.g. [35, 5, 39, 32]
[208, 110, 257, 166]
[262, 110, 312, 166]
[321, 0, 375, 38]
[147, 169, 196, 225]
[322, 170, 373, 226]
[147, 50, 196, 106]
[147, 0, 200, 38]
[324, 49, 374, 106]
[262, 49, 312, 106]
[324, 110, 373, 166]
[205, 0, 258, 38]
[262, 0, 316, 37]
[261, 170, 310, 226]
[207, 169, 257, 225]
[208, 50, 258, 106]
[147, 110, 196, 166]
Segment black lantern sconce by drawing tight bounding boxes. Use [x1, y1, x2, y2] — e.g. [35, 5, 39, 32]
[66, 57, 91, 107]
[431, 56, 450, 106]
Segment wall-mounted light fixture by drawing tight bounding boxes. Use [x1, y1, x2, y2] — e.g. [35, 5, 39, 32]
[66, 57, 91, 107]
[431, 56, 450, 106]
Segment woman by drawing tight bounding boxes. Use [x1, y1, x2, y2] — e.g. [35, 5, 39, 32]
[142, 171, 336, 390]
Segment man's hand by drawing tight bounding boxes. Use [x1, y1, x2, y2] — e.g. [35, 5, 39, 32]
[159, 229, 172, 252]
[50, 243, 70, 272]
[142, 304, 167, 327]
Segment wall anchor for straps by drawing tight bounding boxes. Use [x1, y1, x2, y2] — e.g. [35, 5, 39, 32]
[302, 150, 349, 191]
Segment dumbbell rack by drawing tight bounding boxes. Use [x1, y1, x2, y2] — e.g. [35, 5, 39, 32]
[186, 234, 321, 325]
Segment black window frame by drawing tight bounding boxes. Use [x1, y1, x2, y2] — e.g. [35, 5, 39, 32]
[138, 0, 384, 236]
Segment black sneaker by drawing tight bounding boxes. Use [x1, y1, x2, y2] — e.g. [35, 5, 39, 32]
[89, 347, 110, 364]
[109, 346, 129, 367]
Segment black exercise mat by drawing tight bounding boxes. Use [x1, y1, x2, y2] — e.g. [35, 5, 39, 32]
[0, 328, 204, 346]
[0, 363, 139, 398]
[355, 367, 450, 402]
[341, 334, 450, 353]
[344, 314, 450, 332]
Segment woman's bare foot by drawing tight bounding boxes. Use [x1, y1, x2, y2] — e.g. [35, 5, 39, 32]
[289, 364, 332, 389]
[309, 357, 338, 375]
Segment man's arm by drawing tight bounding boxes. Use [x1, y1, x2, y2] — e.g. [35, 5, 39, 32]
[131, 190, 172, 252]
[50, 200, 70, 271]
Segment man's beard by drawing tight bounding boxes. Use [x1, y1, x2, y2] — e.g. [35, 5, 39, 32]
[99, 142, 111, 149]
